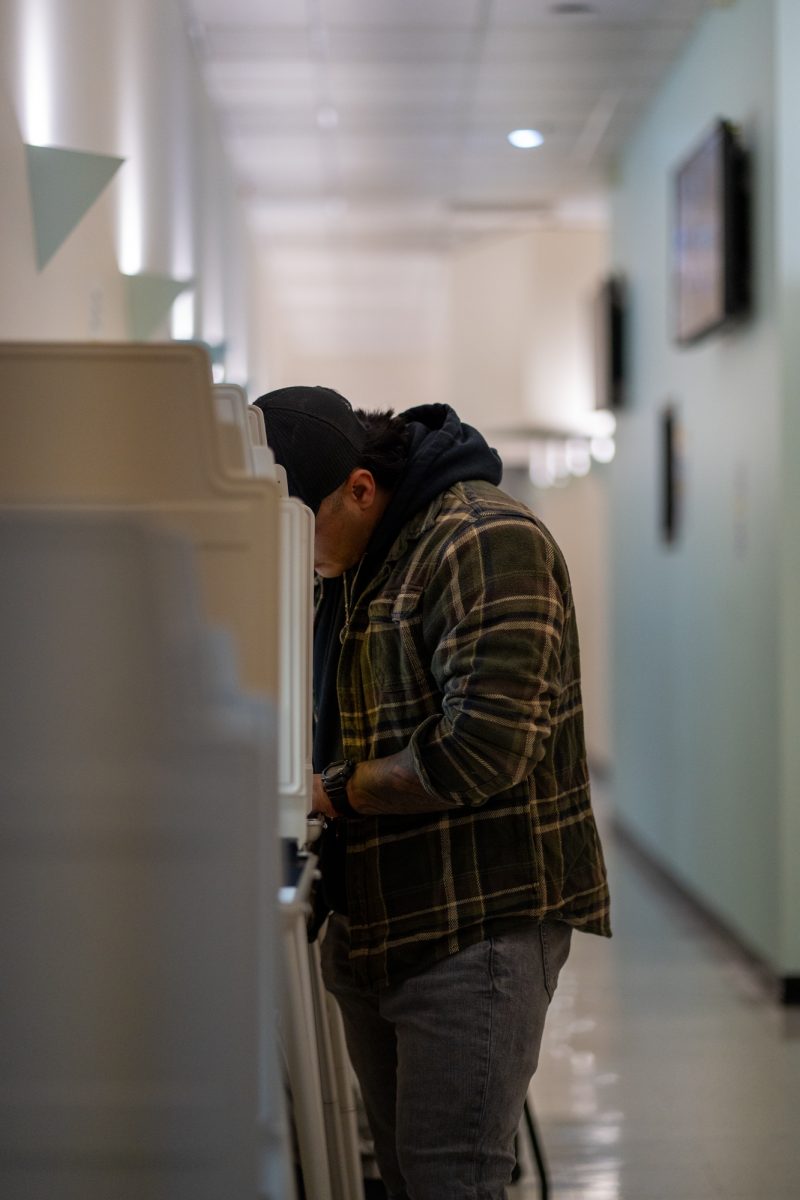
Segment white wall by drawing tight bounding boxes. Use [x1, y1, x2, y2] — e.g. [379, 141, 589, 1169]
[609, 0, 800, 977]
[0, 0, 252, 381]
[505, 467, 614, 773]
[448, 227, 606, 431]
[448, 234, 532, 430]
[252, 244, 449, 408]
[448, 224, 612, 772]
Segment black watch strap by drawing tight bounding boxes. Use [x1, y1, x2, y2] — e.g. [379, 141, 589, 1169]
[321, 758, 359, 818]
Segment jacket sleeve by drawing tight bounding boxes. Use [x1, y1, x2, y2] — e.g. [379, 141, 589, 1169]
[409, 514, 566, 807]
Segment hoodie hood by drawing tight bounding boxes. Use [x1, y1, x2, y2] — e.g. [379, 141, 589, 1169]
[365, 403, 502, 566]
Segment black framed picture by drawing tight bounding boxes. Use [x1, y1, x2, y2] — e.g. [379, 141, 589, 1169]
[672, 119, 751, 345]
[660, 405, 681, 544]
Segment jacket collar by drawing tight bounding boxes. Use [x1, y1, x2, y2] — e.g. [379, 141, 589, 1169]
[381, 489, 447, 566]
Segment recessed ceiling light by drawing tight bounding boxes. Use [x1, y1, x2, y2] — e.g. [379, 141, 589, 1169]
[508, 129, 544, 149]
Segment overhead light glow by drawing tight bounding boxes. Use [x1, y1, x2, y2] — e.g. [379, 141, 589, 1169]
[508, 128, 544, 150]
[171, 290, 195, 340]
[21, 0, 55, 146]
[591, 435, 616, 464]
[587, 409, 617, 438]
[566, 439, 592, 477]
[117, 171, 143, 275]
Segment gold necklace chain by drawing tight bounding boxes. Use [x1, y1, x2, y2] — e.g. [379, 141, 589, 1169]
[340, 558, 365, 645]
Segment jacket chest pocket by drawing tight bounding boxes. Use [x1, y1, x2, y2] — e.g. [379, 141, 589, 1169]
[364, 587, 431, 696]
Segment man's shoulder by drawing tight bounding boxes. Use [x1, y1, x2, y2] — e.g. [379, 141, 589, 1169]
[400, 479, 568, 581]
[446, 478, 532, 520]
[440, 480, 559, 551]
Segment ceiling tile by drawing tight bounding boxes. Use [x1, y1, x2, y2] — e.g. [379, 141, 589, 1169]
[202, 27, 311, 59]
[182, 0, 715, 247]
[319, 0, 485, 28]
[189, 0, 308, 25]
[325, 28, 480, 62]
[491, 0, 708, 24]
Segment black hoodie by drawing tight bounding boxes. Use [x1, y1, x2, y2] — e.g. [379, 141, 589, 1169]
[312, 405, 502, 915]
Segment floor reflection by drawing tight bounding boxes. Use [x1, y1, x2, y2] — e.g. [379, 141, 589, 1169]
[509, 807, 800, 1200]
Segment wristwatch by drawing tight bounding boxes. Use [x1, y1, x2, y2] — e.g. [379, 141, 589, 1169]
[321, 758, 359, 818]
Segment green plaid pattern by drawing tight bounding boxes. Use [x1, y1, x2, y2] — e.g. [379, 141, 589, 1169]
[334, 479, 610, 989]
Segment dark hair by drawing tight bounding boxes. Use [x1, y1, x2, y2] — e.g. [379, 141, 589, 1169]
[355, 408, 410, 491]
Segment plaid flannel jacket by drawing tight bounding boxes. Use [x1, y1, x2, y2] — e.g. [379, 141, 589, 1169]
[334, 478, 610, 989]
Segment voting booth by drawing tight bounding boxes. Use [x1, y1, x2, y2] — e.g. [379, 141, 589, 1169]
[245, 400, 363, 1200]
[0, 342, 362, 1200]
[0, 344, 289, 1199]
[0, 343, 279, 697]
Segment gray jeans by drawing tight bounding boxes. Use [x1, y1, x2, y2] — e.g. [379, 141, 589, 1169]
[320, 915, 572, 1200]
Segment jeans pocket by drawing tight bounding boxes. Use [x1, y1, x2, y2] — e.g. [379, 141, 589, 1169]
[539, 920, 573, 1001]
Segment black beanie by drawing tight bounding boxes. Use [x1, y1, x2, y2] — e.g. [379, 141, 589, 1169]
[253, 385, 366, 513]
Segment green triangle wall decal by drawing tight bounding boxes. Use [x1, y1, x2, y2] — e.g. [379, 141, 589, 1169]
[124, 274, 194, 341]
[25, 144, 125, 270]
[174, 337, 228, 364]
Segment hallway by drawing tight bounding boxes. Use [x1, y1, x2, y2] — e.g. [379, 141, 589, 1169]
[511, 793, 800, 1200]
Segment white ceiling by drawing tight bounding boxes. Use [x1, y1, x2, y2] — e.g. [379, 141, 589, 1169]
[181, 0, 718, 249]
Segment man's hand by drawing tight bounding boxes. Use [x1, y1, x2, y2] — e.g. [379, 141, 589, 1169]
[311, 772, 337, 820]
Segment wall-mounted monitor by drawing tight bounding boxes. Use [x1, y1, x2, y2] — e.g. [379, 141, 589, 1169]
[672, 119, 751, 345]
[593, 274, 626, 410]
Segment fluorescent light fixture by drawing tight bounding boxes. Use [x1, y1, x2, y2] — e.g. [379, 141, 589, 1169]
[508, 128, 544, 149]
[171, 290, 195, 340]
[117, 182, 143, 275]
[21, 0, 54, 146]
[590, 435, 616, 464]
[547, 441, 570, 481]
[587, 409, 617, 438]
[565, 439, 592, 477]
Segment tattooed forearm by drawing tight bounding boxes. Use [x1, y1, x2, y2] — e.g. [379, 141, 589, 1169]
[347, 745, 453, 816]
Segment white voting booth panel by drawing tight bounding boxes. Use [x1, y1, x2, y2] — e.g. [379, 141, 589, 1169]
[247, 405, 280, 481]
[0, 343, 279, 701]
[0, 344, 356, 1200]
[279, 865, 364, 1200]
[247, 407, 363, 1200]
[276, 494, 315, 842]
[246, 402, 315, 846]
[212, 389, 314, 844]
[249, 404, 267, 446]
[0, 512, 293, 1200]
[0, 345, 293, 1198]
[214, 383, 257, 476]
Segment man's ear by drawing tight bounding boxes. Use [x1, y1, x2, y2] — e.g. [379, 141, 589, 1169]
[347, 468, 378, 509]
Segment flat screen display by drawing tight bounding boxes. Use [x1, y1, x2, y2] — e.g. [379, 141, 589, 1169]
[673, 120, 749, 345]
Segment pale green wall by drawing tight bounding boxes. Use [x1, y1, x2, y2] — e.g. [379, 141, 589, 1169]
[609, 0, 795, 972]
[775, 0, 800, 976]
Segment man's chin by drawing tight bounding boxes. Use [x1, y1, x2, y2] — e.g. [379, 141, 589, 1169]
[314, 562, 345, 579]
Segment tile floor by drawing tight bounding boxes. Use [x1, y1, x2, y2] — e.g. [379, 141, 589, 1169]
[510, 802, 800, 1200]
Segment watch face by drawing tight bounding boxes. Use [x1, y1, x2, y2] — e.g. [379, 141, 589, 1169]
[323, 759, 353, 789]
